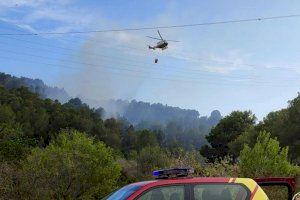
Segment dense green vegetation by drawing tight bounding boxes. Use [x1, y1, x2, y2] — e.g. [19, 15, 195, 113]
[239, 131, 298, 177]
[0, 72, 222, 151]
[0, 73, 299, 199]
[200, 111, 256, 161]
[201, 95, 300, 163]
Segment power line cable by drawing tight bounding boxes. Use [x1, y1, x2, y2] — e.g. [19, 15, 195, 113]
[1, 14, 300, 36]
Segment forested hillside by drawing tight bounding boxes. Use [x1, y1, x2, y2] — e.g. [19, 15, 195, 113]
[0, 72, 222, 149]
[90, 99, 222, 149]
[91, 99, 220, 130]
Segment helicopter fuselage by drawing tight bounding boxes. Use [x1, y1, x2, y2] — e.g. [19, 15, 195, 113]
[150, 40, 168, 50]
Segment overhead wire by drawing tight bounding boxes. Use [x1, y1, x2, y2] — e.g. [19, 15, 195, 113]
[1, 14, 300, 35]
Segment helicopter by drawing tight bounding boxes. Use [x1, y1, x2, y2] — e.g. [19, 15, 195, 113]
[147, 30, 179, 50]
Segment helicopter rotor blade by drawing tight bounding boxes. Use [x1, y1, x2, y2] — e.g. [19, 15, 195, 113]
[166, 39, 180, 42]
[146, 36, 161, 40]
[157, 30, 163, 40]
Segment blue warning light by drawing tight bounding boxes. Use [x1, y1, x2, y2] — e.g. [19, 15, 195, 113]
[153, 167, 194, 179]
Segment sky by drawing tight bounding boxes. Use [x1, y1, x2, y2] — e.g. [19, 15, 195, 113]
[1, 0, 300, 120]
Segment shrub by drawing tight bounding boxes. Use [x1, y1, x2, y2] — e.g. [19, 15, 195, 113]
[19, 130, 121, 199]
[240, 131, 298, 177]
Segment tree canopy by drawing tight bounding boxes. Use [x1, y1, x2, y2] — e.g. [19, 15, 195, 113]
[201, 111, 256, 161]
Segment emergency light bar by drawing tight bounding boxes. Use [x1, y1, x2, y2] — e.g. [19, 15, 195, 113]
[153, 167, 194, 179]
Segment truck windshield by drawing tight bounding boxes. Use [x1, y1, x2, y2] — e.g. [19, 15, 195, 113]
[102, 184, 142, 200]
